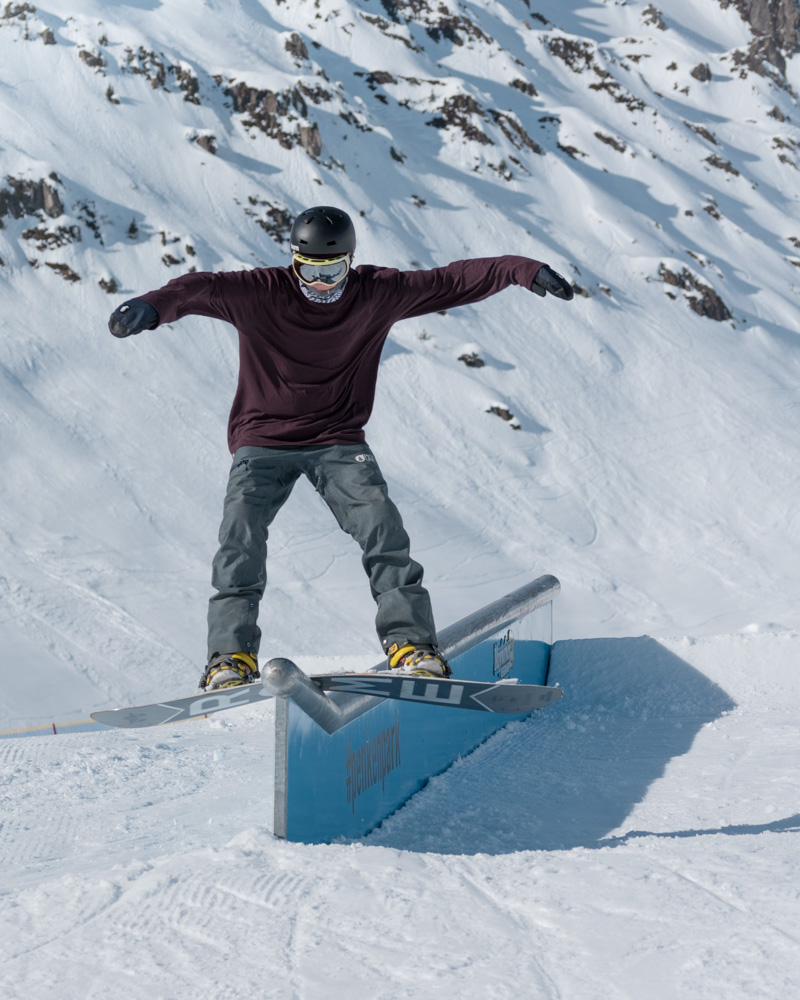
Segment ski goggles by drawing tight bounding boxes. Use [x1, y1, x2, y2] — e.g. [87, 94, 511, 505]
[292, 252, 351, 287]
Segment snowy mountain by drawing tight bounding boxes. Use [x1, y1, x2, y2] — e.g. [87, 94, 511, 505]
[2, 0, 800, 720]
[3, 4, 800, 998]
[2, 0, 798, 729]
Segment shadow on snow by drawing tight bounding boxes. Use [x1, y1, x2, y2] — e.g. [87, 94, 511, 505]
[368, 636, 741, 855]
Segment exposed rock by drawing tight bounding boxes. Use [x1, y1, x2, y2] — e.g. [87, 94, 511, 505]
[195, 134, 217, 154]
[427, 93, 493, 145]
[1, 3, 36, 22]
[717, 0, 800, 55]
[22, 224, 81, 250]
[705, 154, 740, 175]
[773, 133, 800, 166]
[594, 131, 627, 153]
[244, 196, 294, 245]
[642, 5, 667, 30]
[297, 81, 334, 104]
[173, 65, 200, 104]
[425, 13, 492, 47]
[123, 47, 201, 103]
[548, 36, 594, 73]
[487, 404, 519, 427]
[686, 121, 719, 144]
[458, 352, 485, 368]
[225, 81, 321, 156]
[298, 124, 322, 158]
[284, 32, 308, 61]
[361, 70, 397, 89]
[41, 27, 55, 44]
[558, 143, 587, 159]
[490, 109, 542, 153]
[732, 36, 788, 77]
[98, 276, 119, 294]
[379, 0, 493, 46]
[691, 62, 712, 81]
[423, 89, 542, 153]
[378, 0, 425, 22]
[339, 108, 373, 133]
[79, 49, 105, 70]
[768, 103, 787, 118]
[721, 0, 800, 83]
[0, 176, 64, 220]
[511, 78, 538, 97]
[659, 264, 733, 321]
[358, 11, 420, 50]
[488, 158, 514, 180]
[45, 262, 80, 282]
[159, 231, 181, 249]
[124, 46, 167, 89]
[589, 75, 646, 111]
[548, 36, 646, 112]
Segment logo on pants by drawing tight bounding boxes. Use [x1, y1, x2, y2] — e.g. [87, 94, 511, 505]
[354, 453, 374, 463]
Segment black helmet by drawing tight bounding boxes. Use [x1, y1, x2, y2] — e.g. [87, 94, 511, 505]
[290, 205, 356, 257]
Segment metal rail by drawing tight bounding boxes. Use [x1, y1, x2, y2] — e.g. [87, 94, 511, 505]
[262, 574, 560, 735]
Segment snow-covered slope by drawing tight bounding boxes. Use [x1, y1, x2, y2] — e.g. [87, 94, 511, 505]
[2, 0, 800, 723]
[3, 3, 800, 996]
[2, 632, 798, 998]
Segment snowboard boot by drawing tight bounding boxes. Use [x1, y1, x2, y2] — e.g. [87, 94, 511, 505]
[200, 652, 260, 691]
[386, 641, 451, 678]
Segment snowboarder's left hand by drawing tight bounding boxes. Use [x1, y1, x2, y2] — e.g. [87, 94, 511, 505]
[108, 298, 159, 338]
[531, 265, 574, 300]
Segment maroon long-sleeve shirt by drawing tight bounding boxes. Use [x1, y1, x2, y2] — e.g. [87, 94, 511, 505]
[140, 256, 545, 452]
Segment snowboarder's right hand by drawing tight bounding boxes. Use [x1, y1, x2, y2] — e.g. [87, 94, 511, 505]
[108, 298, 159, 338]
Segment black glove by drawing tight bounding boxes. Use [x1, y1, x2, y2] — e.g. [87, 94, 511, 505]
[531, 265, 574, 300]
[108, 298, 159, 338]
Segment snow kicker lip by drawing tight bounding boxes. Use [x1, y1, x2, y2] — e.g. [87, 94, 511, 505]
[312, 673, 563, 714]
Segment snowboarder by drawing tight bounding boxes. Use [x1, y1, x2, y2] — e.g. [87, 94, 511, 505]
[109, 206, 573, 690]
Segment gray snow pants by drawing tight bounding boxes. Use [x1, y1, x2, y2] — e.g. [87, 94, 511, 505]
[207, 443, 437, 659]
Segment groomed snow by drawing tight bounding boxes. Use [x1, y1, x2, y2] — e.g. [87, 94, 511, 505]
[2, 633, 799, 997]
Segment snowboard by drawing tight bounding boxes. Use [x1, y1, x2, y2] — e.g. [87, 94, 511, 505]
[90, 682, 273, 729]
[90, 672, 563, 730]
[312, 672, 563, 714]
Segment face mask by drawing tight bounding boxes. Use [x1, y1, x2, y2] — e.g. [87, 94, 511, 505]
[299, 279, 348, 304]
[292, 252, 350, 290]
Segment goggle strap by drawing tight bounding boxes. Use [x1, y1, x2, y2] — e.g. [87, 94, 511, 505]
[293, 252, 350, 267]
